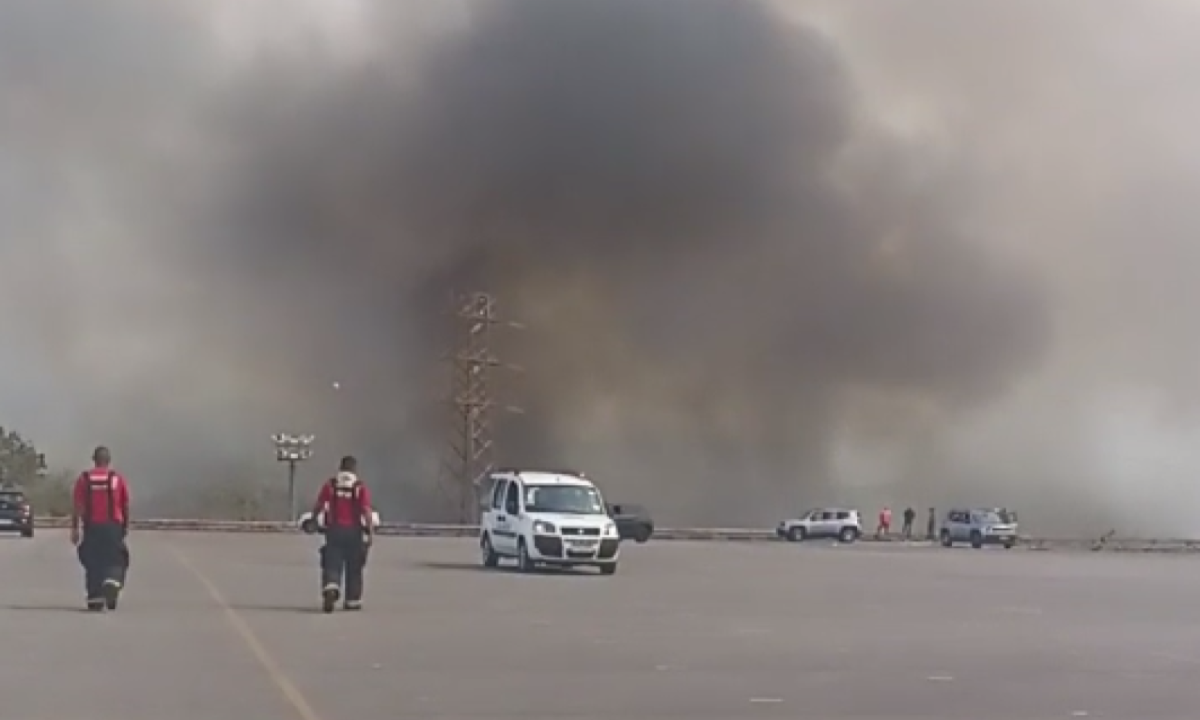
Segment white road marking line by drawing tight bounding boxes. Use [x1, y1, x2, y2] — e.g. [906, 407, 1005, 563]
[171, 546, 323, 720]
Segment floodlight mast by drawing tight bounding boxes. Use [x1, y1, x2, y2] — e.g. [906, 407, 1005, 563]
[271, 433, 315, 522]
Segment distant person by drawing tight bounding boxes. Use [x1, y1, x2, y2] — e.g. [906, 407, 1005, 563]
[311, 455, 374, 613]
[927, 508, 937, 541]
[902, 507, 915, 539]
[876, 506, 892, 539]
[70, 446, 130, 611]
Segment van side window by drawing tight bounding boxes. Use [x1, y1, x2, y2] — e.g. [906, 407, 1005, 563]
[504, 481, 521, 514]
[836, 511, 849, 520]
[492, 480, 507, 510]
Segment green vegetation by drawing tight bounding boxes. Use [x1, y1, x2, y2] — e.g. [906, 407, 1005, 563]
[0, 425, 297, 520]
[23, 470, 75, 516]
[0, 427, 46, 483]
[188, 475, 285, 521]
[0, 427, 73, 513]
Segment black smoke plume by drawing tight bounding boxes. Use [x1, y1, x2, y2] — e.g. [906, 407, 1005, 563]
[0, 0, 1071, 525]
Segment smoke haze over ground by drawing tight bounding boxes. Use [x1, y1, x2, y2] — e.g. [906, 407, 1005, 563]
[1, 0, 1199, 533]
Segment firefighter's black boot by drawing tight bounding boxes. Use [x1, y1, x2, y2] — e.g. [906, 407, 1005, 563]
[86, 597, 105, 612]
[322, 583, 340, 613]
[103, 579, 122, 610]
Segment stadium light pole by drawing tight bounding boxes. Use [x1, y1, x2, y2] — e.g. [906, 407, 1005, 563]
[272, 433, 315, 522]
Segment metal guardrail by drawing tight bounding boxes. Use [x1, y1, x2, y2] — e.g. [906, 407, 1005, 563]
[27, 517, 1200, 551]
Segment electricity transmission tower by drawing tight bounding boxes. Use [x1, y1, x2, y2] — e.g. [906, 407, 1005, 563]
[439, 291, 523, 523]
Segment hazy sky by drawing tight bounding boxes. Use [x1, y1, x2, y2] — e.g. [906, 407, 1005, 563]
[2, 1, 1199, 533]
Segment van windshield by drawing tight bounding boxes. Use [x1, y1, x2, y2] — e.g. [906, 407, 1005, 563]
[976, 510, 1004, 524]
[525, 485, 605, 515]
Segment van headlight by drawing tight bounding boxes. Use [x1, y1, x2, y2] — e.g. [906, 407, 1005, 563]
[604, 522, 618, 537]
[533, 521, 557, 534]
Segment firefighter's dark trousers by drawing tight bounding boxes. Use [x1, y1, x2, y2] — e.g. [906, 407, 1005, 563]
[320, 527, 368, 602]
[77, 523, 128, 600]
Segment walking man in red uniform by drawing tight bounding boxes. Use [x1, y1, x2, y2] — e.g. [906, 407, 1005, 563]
[70, 446, 130, 611]
[311, 455, 374, 613]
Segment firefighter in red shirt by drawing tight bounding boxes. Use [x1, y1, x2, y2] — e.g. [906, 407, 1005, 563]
[311, 455, 374, 613]
[70, 446, 131, 612]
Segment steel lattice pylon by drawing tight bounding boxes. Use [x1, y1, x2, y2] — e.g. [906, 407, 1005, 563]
[438, 291, 521, 522]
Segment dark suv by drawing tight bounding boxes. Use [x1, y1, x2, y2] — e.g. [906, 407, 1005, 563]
[0, 489, 33, 538]
[607, 503, 654, 543]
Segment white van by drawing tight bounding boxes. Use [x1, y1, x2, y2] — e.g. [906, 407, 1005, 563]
[478, 469, 620, 575]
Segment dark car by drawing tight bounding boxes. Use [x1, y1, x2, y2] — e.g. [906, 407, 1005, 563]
[607, 503, 654, 543]
[0, 489, 33, 537]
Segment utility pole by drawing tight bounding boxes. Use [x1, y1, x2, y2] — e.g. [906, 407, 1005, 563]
[271, 433, 315, 522]
[438, 291, 523, 523]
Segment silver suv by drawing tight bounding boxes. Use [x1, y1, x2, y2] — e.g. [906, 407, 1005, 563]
[940, 507, 1018, 549]
[776, 508, 861, 543]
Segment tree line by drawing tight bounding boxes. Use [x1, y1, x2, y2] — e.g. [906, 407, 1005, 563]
[0, 426, 284, 520]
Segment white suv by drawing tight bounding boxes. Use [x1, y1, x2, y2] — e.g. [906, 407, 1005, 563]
[776, 508, 862, 543]
[479, 469, 620, 575]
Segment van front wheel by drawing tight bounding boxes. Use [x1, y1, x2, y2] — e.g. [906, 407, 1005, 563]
[481, 534, 500, 568]
[517, 539, 536, 573]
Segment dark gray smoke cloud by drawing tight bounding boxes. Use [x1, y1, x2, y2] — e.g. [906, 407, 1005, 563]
[2, 0, 1198, 533]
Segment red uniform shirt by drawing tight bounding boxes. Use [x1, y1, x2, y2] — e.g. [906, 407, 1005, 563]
[73, 468, 130, 524]
[315, 479, 372, 528]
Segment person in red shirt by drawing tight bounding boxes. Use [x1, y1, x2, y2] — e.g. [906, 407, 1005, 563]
[311, 455, 374, 612]
[876, 506, 892, 539]
[70, 446, 131, 611]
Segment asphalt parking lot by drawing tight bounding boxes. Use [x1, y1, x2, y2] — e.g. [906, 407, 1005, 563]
[0, 532, 1197, 719]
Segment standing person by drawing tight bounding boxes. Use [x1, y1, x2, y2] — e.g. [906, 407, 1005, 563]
[311, 455, 374, 613]
[70, 446, 130, 612]
[876, 506, 892, 539]
[902, 507, 916, 539]
[926, 507, 937, 541]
